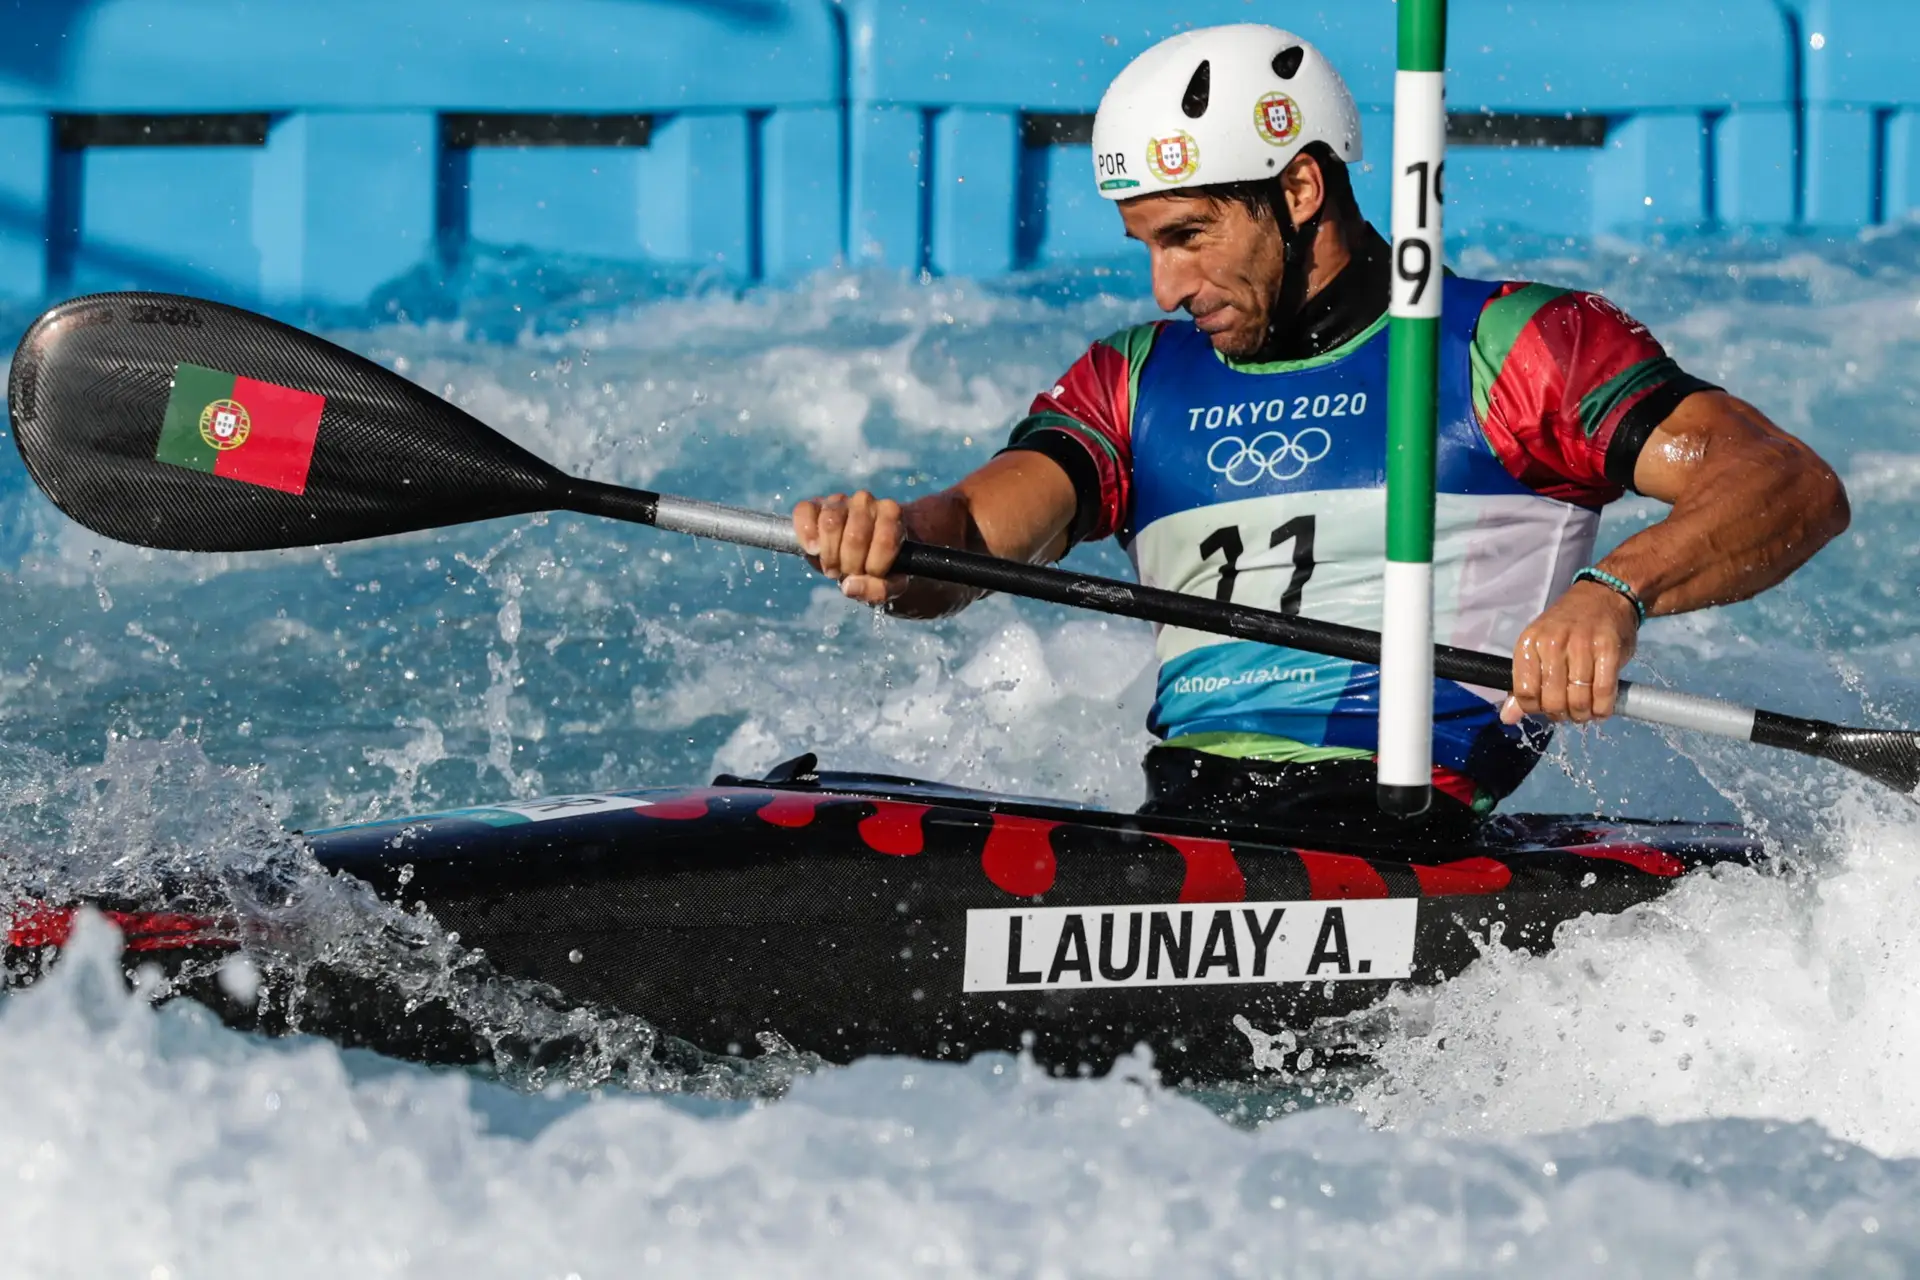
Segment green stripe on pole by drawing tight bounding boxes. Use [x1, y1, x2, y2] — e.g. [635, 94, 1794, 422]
[1385, 316, 1439, 562]
[1398, 0, 1446, 72]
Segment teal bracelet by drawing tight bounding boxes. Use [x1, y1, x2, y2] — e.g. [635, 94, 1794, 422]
[1573, 567, 1648, 623]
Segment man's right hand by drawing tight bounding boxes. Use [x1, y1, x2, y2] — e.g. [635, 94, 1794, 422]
[792, 453, 1081, 618]
[793, 490, 915, 607]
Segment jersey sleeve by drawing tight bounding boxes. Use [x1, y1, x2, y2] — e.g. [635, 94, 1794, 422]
[1000, 323, 1161, 543]
[1470, 284, 1718, 507]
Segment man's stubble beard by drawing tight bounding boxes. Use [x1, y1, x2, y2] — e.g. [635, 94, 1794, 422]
[1209, 310, 1275, 360]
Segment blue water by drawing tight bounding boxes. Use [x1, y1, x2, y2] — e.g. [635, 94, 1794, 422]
[3, 230, 1920, 1274]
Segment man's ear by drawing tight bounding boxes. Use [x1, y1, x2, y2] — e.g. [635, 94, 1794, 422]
[1280, 153, 1327, 227]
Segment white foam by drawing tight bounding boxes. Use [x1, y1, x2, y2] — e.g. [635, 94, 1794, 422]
[4, 912, 1918, 1278]
[624, 590, 1156, 804]
[1345, 780, 1920, 1156]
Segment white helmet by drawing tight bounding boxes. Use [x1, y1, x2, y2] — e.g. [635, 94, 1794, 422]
[1091, 25, 1363, 201]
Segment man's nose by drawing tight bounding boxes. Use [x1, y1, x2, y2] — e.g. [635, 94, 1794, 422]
[1149, 250, 1195, 315]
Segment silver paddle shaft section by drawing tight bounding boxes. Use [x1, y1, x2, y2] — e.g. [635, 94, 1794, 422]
[1616, 682, 1758, 742]
[652, 494, 803, 555]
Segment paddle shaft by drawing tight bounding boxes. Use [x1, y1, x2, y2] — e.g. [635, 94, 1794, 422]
[565, 480, 1825, 758]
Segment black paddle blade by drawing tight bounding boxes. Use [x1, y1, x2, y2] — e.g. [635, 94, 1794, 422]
[7, 292, 566, 552]
[1806, 728, 1920, 795]
[1753, 710, 1920, 795]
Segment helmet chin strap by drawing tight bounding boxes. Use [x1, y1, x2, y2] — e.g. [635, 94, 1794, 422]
[1257, 199, 1326, 358]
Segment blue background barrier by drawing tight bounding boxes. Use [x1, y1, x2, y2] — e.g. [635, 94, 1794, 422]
[846, 0, 1796, 275]
[0, 0, 843, 304]
[1785, 0, 1920, 226]
[0, 0, 1911, 305]
[1443, 0, 1796, 236]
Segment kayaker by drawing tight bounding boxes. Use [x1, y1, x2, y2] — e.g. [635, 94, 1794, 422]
[794, 24, 1849, 833]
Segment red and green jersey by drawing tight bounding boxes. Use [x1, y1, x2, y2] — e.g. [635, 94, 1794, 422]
[1004, 277, 1715, 804]
[156, 363, 326, 496]
[1010, 282, 1710, 543]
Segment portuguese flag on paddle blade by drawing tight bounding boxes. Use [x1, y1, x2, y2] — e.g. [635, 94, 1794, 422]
[155, 363, 325, 495]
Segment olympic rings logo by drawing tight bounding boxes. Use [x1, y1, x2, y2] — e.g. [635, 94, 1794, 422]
[1205, 429, 1333, 485]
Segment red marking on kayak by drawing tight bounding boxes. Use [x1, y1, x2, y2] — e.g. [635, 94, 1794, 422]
[756, 793, 825, 829]
[8, 905, 235, 952]
[1410, 857, 1513, 896]
[1431, 765, 1480, 809]
[1160, 835, 1246, 903]
[982, 814, 1061, 896]
[638, 795, 712, 820]
[859, 802, 931, 856]
[1568, 842, 1687, 877]
[1298, 850, 1390, 899]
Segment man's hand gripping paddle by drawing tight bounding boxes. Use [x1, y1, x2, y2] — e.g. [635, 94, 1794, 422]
[10, 291, 1917, 795]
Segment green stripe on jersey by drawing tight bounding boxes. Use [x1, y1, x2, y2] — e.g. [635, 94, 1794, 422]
[1222, 312, 1387, 376]
[1577, 355, 1682, 439]
[1467, 283, 1568, 422]
[1165, 731, 1375, 764]
[1097, 323, 1161, 428]
[1005, 411, 1125, 469]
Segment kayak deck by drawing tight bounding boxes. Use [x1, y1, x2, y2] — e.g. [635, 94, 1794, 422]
[6, 757, 1765, 1082]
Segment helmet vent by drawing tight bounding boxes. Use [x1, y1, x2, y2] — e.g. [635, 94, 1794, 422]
[1181, 61, 1211, 118]
[1273, 46, 1305, 79]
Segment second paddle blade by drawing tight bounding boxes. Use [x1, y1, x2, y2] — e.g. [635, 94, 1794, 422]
[7, 292, 565, 552]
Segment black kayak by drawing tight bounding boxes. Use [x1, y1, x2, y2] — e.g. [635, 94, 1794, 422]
[7, 754, 1764, 1082]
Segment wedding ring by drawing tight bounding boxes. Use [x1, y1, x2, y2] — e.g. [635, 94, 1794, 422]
[1569, 679, 1593, 687]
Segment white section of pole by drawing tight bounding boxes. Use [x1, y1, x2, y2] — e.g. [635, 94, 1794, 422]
[1388, 71, 1447, 324]
[1378, 559, 1437, 787]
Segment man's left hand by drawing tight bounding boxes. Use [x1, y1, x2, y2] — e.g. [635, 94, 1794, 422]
[1500, 581, 1641, 725]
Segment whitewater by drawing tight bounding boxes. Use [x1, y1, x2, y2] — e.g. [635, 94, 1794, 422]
[2, 228, 1919, 1275]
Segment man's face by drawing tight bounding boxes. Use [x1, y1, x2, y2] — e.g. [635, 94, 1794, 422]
[1119, 192, 1289, 359]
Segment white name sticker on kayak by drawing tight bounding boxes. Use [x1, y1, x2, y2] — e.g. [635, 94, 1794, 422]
[450, 795, 654, 825]
[962, 900, 1417, 992]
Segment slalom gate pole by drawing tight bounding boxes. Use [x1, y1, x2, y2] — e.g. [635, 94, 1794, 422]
[1379, 0, 1448, 817]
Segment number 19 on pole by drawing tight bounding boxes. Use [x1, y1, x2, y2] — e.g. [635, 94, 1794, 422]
[1380, 0, 1447, 816]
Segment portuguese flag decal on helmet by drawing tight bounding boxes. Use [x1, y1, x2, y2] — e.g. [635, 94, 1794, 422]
[156, 363, 325, 495]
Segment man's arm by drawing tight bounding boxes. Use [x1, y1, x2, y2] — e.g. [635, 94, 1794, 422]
[792, 451, 1079, 617]
[795, 327, 1146, 616]
[1503, 391, 1850, 724]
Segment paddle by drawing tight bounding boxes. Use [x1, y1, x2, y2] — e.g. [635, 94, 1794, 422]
[9, 290, 1918, 796]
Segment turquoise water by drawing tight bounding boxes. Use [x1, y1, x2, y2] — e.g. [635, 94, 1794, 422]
[3, 230, 1920, 1273]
